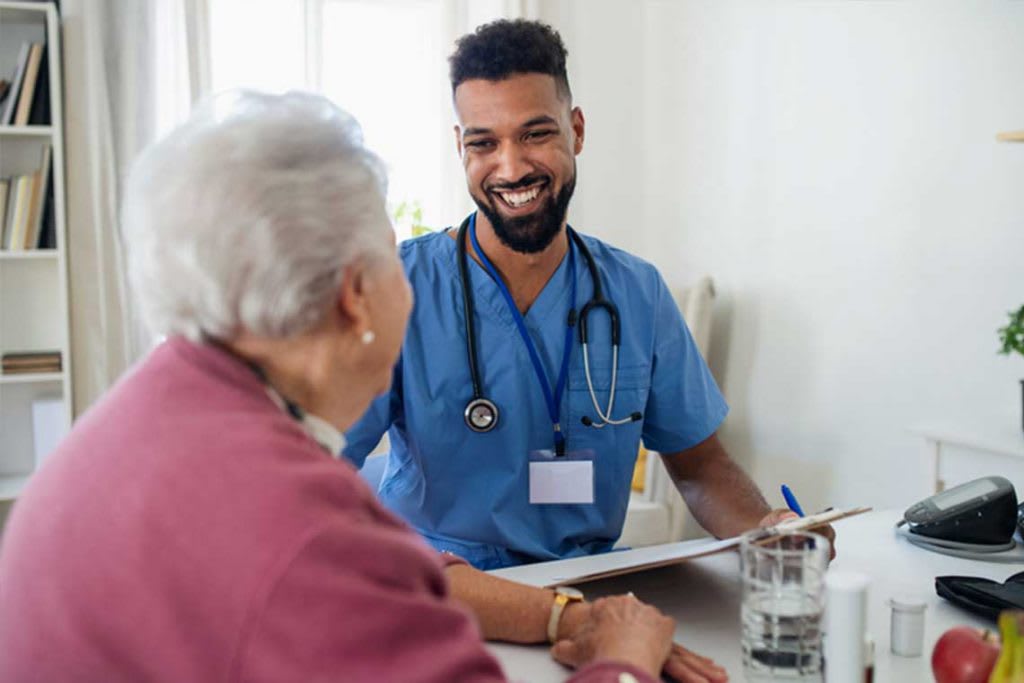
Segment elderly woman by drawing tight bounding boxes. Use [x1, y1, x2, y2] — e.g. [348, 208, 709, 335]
[0, 92, 678, 682]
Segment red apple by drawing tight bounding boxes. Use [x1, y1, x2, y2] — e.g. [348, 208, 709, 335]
[931, 626, 1001, 683]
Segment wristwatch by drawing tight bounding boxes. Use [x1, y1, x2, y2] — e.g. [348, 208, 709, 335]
[547, 586, 585, 643]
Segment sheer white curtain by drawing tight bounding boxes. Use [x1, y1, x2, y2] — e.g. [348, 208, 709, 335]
[61, 0, 210, 416]
[59, 0, 558, 416]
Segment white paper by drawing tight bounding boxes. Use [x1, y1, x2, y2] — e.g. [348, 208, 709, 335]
[488, 507, 870, 587]
[529, 460, 594, 504]
[32, 398, 68, 468]
[491, 535, 741, 587]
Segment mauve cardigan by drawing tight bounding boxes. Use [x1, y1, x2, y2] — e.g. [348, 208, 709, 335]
[0, 337, 654, 683]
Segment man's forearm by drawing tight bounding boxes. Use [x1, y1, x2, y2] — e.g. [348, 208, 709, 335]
[444, 563, 589, 643]
[661, 433, 770, 538]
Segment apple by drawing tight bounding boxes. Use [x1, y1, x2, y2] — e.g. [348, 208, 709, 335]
[931, 626, 1001, 683]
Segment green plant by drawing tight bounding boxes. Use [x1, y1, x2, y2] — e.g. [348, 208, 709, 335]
[391, 200, 433, 237]
[998, 304, 1024, 359]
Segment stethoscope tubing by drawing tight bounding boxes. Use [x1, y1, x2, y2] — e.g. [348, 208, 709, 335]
[457, 213, 638, 433]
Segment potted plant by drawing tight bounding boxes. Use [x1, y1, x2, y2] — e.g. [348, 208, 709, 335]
[392, 200, 432, 238]
[997, 304, 1024, 433]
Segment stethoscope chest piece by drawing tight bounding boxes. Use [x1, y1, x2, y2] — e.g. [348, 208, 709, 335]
[464, 397, 499, 432]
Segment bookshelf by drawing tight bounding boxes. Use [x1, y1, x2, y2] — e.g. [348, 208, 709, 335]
[0, 1, 71, 505]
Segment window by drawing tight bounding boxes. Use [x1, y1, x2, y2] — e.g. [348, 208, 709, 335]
[208, 0, 451, 239]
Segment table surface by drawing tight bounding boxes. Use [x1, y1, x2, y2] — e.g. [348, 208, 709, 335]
[487, 510, 1016, 682]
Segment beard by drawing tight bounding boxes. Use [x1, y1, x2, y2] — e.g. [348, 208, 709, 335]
[472, 166, 577, 255]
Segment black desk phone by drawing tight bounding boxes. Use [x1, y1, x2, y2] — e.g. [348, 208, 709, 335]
[903, 475, 1018, 547]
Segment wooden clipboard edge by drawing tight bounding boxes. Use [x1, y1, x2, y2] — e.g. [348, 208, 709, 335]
[544, 506, 873, 588]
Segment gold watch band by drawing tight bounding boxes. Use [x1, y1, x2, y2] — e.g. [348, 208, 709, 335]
[547, 588, 584, 643]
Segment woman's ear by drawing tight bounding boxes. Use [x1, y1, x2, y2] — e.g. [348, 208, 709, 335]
[335, 260, 373, 337]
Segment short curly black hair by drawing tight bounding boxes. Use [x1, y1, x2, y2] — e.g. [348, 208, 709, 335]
[449, 19, 572, 101]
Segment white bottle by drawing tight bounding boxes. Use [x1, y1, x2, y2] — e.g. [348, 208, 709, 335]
[824, 571, 869, 683]
[888, 596, 927, 657]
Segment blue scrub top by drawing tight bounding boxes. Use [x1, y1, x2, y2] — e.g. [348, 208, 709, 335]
[345, 224, 728, 570]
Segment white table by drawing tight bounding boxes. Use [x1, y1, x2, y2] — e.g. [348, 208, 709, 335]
[910, 421, 1024, 493]
[488, 510, 1016, 682]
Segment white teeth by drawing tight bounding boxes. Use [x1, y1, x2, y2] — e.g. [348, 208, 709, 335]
[497, 186, 541, 208]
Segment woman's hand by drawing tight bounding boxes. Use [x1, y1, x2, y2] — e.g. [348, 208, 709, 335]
[556, 597, 729, 681]
[550, 594, 674, 679]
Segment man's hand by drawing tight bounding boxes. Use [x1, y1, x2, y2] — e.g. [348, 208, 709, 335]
[663, 642, 729, 682]
[757, 509, 836, 560]
[557, 598, 729, 682]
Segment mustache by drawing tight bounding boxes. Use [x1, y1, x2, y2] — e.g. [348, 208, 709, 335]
[486, 174, 550, 192]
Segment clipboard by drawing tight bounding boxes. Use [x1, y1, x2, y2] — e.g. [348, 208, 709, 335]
[489, 507, 871, 588]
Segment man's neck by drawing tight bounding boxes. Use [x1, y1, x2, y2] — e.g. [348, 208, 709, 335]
[471, 211, 569, 314]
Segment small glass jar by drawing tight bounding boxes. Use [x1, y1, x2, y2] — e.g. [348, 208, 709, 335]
[888, 596, 927, 657]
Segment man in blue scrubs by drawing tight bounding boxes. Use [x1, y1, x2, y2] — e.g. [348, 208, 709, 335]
[345, 19, 826, 572]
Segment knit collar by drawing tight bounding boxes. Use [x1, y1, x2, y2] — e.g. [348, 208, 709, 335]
[262, 382, 346, 457]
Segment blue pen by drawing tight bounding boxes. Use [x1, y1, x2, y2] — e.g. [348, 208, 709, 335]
[781, 484, 806, 517]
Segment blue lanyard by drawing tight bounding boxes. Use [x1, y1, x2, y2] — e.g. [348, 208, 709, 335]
[469, 213, 577, 456]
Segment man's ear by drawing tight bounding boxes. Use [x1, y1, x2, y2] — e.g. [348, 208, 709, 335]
[336, 261, 372, 337]
[454, 124, 464, 160]
[571, 107, 585, 155]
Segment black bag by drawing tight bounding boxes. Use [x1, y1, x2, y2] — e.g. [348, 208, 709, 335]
[936, 571, 1024, 622]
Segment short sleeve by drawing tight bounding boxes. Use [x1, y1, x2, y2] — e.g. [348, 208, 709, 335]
[640, 274, 728, 454]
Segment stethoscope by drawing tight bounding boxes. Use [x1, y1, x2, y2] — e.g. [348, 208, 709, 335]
[457, 213, 641, 450]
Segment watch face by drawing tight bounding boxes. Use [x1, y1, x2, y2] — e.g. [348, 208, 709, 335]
[556, 586, 584, 600]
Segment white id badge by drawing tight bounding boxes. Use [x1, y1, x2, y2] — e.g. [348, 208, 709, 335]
[528, 449, 596, 504]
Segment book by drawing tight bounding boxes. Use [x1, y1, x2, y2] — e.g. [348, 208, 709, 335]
[0, 79, 10, 107]
[6, 176, 26, 250]
[0, 178, 9, 248]
[3, 176, 18, 249]
[2, 359, 61, 368]
[2, 351, 61, 361]
[7, 175, 31, 250]
[21, 171, 42, 249]
[2, 43, 31, 125]
[2, 359, 62, 368]
[22, 145, 50, 249]
[2, 366, 61, 375]
[2, 350, 62, 374]
[37, 184, 55, 249]
[27, 46, 50, 126]
[13, 43, 44, 126]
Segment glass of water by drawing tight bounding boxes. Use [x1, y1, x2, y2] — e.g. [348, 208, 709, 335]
[740, 529, 830, 682]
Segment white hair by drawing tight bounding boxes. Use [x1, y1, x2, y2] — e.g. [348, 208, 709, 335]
[122, 90, 392, 342]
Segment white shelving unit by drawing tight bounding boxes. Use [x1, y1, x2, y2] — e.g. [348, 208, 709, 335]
[0, 2, 71, 503]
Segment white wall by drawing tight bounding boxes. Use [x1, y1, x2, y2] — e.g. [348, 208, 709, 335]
[543, 0, 1024, 513]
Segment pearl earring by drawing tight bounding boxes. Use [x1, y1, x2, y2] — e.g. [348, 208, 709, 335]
[361, 330, 376, 345]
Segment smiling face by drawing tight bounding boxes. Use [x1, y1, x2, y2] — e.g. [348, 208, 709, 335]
[454, 73, 585, 254]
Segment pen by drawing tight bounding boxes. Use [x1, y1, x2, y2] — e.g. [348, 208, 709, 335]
[781, 484, 806, 517]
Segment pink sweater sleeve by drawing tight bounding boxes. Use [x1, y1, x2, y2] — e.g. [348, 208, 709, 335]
[235, 518, 505, 683]
[235, 516, 659, 683]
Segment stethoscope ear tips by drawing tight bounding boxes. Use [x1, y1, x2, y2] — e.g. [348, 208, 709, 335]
[581, 416, 594, 426]
[630, 412, 642, 422]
